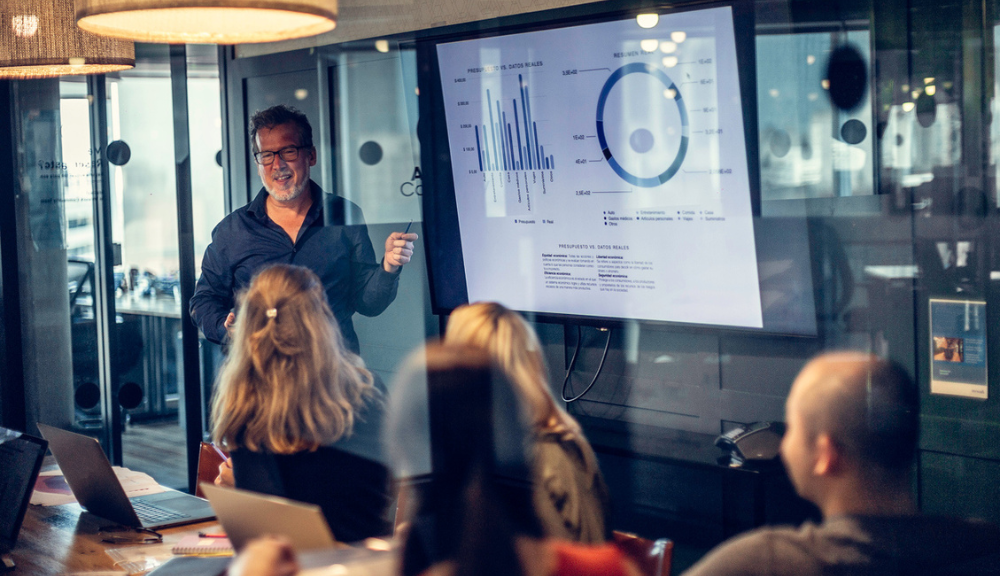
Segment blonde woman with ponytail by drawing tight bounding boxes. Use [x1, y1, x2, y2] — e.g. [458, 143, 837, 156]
[444, 302, 611, 543]
[211, 263, 391, 541]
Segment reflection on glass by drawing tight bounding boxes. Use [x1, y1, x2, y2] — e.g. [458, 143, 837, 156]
[994, 25, 1000, 204]
[756, 31, 873, 199]
[101, 48, 198, 490]
[186, 45, 226, 437]
[60, 81, 103, 434]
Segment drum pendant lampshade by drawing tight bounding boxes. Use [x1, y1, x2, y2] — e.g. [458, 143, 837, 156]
[75, 0, 339, 44]
[0, 0, 134, 78]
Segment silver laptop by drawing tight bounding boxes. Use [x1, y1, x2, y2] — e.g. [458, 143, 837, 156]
[36, 423, 215, 529]
[200, 483, 336, 552]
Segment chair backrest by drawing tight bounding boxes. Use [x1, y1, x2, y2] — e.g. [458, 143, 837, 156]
[612, 530, 673, 576]
[393, 483, 409, 535]
[195, 442, 228, 498]
[392, 475, 433, 536]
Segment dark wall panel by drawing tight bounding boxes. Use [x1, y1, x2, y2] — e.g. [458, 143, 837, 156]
[921, 451, 1000, 523]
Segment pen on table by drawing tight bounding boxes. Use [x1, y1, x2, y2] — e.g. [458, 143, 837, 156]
[199, 531, 228, 538]
[404, 219, 413, 235]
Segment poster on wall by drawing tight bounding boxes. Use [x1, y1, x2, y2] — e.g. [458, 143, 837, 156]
[929, 298, 988, 400]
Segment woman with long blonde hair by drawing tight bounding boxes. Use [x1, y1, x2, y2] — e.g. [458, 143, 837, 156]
[211, 263, 391, 541]
[443, 302, 611, 543]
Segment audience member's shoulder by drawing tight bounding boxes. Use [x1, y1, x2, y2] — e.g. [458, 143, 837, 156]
[850, 514, 1000, 545]
[934, 514, 1000, 534]
[919, 515, 1000, 574]
[681, 523, 821, 576]
[815, 515, 999, 575]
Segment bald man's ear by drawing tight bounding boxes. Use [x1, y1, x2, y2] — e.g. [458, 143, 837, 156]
[812, 433, 843, 477]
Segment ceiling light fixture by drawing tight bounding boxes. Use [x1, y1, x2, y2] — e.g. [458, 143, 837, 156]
[636, 14, 659, 29]
[0, 0, 133, 78]
[75, 0, 338, 44]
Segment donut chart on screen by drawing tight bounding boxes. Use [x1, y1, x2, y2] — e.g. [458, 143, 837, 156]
[596, 62, 689, 187]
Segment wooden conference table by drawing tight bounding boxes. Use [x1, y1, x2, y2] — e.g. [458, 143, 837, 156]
[11, 501, 220, 575]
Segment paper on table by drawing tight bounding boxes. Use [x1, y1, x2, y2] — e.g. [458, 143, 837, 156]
[106, 542, 174, 576]
[30, 466, 167, 506]
[116, 466, 167, 497]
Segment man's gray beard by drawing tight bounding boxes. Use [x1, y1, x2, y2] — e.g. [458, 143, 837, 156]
[268, 180, 307, 202]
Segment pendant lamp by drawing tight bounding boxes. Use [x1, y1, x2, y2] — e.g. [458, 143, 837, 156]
[75, 1, 338, 45]
[0, 0, 134, 78]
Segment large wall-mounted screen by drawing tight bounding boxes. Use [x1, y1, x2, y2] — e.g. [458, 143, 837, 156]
[434, 6, 762, 328]
[422, 5, 817, 335]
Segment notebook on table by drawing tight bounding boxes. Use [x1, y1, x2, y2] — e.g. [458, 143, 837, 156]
[36, 423, 215, 529]
[171, 533, 233, 556]
[0, 427, 47, 569]
[199, 483, 336, 552]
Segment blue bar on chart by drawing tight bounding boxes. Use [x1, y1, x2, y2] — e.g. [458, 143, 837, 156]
[513, 100, 523, 170]
[476, 76, 554, 173]
[483, 127, 492, 171]
[498, 103, 507, 171]
[474, 126, 483, 172]
[487, 96, 498, 171]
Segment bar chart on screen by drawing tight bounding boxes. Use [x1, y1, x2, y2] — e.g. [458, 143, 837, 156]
[475, 76, 555, 173]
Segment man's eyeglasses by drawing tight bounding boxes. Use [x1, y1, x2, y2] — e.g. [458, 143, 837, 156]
[254, 145, 308, 166]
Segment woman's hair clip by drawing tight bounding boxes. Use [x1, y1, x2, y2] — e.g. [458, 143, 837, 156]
[266, 308, 278, 318]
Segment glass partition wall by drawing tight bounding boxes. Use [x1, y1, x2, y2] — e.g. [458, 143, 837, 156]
[105, 45, 224, 489]
[3, 45, 223, 491]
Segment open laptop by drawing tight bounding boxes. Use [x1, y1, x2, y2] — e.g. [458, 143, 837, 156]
[0, 427, 47, 570]
[200, 483, 336, 552]
[36, 423, 215, 529]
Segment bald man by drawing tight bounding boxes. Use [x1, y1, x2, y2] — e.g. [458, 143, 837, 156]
[683, 352, 1000, 576]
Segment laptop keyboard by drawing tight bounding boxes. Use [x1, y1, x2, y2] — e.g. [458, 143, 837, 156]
[131, 498, 187, 523]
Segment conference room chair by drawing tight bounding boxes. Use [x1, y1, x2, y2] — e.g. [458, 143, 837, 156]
[612, 530, 673, 576]
[195, 441, 228, 498]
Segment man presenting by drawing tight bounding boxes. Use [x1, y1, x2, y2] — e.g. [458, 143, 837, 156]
[191, 105, 417, 354]
[684, 352, 1000, 575]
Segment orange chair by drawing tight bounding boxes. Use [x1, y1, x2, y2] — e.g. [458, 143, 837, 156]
[393, 484, 409, 535]
[195, 441, 228, 498]
[612, 530, 673, 576]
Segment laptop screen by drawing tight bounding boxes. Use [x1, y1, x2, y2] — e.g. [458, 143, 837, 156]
[0, 427, 47, 553]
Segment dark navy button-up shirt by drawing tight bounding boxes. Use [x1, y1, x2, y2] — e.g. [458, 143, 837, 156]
[190, 181, 399, 353]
